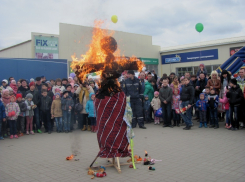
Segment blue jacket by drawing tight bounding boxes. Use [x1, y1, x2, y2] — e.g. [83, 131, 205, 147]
[196, 99, 208, 111]
[0, 100, 6, 120]
[85, 93, 96, 117]
[144, 100, 151, 111]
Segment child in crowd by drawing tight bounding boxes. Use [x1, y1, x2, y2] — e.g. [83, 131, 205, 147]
[61, 90, 74, 133]
[0, 94, 6, 140]
[5, 95, 20, 139]
[144, 95, 151, 123]
[85, 93, 96, 132]
[89, 81, 98, 94]
[53, 88, 62, 100]
[42, 83, 54, 99]
[226, 78, 244, 131]
[1, 89, 10, 137]
[196, 93, 208, 128]
[46, 81, 52, 92]
[204, 86, 210, 124]
[151, 91, 161, 125]
[40, 89, 52, 134]
[172, 88, 180, 127]
[10, 80, 18, 95]
[51, 93, 63, 133]
[68, 77, 75, 93]
[219, 86, 231, 129]
[8, 88, 14, 97]
[16, 94, 27, 136]
[208, 88, 219, 129]
[197, 63, 207, 77]
[25, 93, 35, 135]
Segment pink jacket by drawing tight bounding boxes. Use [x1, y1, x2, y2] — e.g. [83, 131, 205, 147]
[219, 95, 229, 110]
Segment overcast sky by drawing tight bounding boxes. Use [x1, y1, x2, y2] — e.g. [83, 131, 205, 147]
[0, 0, 244, 50]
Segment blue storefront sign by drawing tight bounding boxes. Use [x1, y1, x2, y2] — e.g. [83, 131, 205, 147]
[161, 49, 218, 64]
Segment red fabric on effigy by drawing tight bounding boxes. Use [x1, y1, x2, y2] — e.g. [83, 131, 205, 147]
[95, 91, 130, 158]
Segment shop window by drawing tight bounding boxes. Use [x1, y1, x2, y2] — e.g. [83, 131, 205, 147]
[176, 67, 192, 77]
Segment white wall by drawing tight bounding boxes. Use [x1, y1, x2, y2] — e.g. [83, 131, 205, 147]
[0, 41, 32, 58]
[159, 42, 245, 76]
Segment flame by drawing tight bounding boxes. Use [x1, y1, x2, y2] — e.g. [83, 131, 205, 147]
[66, 154, 74, 160]
[70, 20, 145, 83]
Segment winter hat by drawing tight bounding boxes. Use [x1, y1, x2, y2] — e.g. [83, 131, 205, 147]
[41, 75, 45, 78]
[11, 80, 16, 84]
[89, 81, 95, 85]
[68, 77, 73, 80]
[144, 95, 149, 98]
[200, 63, 205, 67]
[199, 93, 205, 98]
[55, 88, 60, 93]
[74, 84, 79, 87]
[62, 78, 68, 82]
[230, 78, 237, 85]
[210, 88, 216, 92]
[69, 73, 76, 79]
[66, 84, 72, 88]
[55, 92, 60, 97]
[63, 89, 69, 95]
[29, 82, 35, 87]
[154, 91, 159, 95]
[180, 76, 185, 81]
[25, 93, 33, 99]
[30, 78, 35, 83]
[127, 70, 135, 75]
[2, 89, 9, 95]
[46, 81, 51, 84]
[2, 79, 8, 84]
[36, 77, 41, 81]
[16, 93, 22, 100]
[10, 95, 16, 101]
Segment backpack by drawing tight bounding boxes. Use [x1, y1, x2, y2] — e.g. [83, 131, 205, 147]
[74, 97, 83, 113]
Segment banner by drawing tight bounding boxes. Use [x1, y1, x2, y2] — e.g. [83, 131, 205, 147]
[230, 47, 243, 56]
[35, 36, 59, 59]
[161, 49, 218, 64]
[140, 58, 159, 65]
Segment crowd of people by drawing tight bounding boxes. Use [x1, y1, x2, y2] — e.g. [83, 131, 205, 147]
[0, 63, 245, 140]
[120, 64, 245, 130]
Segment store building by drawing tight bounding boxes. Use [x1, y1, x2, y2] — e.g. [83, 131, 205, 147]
[160, 36, 245, 77]
[0, 23, 160, 75]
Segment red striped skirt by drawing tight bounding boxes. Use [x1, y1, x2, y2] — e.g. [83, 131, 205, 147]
[95, 92, 130, 158]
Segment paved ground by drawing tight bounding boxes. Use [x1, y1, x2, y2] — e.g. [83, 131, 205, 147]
[1, 121, 245, 182]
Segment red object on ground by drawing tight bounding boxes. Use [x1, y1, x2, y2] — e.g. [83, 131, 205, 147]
[95, 172, 107, 177]
[95, 92, 130, 158]
[129, 164, 133, 168]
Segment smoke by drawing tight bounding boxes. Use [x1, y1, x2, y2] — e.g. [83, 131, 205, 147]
[70, 130, 82, 156]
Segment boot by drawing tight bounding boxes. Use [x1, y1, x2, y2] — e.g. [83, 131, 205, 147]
[87, 125, 91, 131]
[199, 123, 203, 128]
[204, 123, 207, 128]
[214, 125, 219, 129]
[91, 126, 94, 132]
[81, 125, 87, 131]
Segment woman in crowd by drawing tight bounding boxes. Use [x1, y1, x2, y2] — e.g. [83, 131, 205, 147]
[207, 71, 221, 95]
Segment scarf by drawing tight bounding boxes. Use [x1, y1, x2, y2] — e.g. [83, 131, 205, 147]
[79, 87, 90, 103]
[2, 95, 10, 105]
[10, 83, 18, 95]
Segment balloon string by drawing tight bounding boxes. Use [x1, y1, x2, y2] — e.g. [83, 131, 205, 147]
[130, 139, 136, 169]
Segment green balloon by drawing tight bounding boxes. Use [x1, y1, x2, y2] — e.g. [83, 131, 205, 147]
[195, 23, 204, 33]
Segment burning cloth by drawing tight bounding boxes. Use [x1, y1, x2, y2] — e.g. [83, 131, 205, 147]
[95, 91, 130, 158]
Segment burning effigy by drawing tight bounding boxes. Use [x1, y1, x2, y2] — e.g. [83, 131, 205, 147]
[71, 20, 144, 162]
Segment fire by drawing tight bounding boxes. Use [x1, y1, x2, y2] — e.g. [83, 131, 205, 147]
[70, 20, 145, 83]
[66, 154, 74, 160]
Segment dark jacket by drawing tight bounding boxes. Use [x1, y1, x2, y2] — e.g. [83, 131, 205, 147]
[18, 86, 30, 98]
[226, 85, 244, 106]
[40, 96, 52, 111]
[0, 100, 6, 120]
[26, 90, 40, 106]
[123, 77, 143, 99]
[61, 95, 74, 111]
[91, 86, 98, 94]
[195, 78, 208, 96]
[180, 82, 195, 104]
[144, 100, 151, 111]
[16, 100, 27, 113]
[47, 90, 54, 99]
[36, 84, 42, 95]
[159, 86, 172, 104]
[207, 94, 219, 109]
